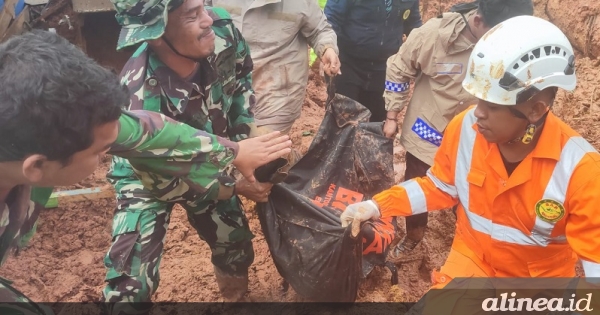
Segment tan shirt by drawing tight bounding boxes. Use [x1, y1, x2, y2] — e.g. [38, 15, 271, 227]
[384, 10, 478, 166]
[208, 0, 338, 132]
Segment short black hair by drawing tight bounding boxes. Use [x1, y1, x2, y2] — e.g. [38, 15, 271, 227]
[478, 0, 534, 28]
[0, 30, 127, 163]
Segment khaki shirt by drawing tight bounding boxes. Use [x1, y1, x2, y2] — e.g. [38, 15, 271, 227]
[208, 0, 338, 132]
[384, 11, 478, 166]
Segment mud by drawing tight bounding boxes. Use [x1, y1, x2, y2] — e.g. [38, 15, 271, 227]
[1, 0, 598, 306]
[544, 0, 600, 58]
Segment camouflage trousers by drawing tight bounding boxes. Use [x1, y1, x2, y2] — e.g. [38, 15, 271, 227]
[100, 173, 255, 315]
[0, 277, 54, 315]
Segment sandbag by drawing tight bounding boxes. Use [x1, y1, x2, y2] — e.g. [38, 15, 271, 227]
[257, 94, 399, 302]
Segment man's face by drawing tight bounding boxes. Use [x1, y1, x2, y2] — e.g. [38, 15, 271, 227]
[473, 100, 531, 143]
[163, 0, 215, 59]
[25, 121, 119, 187]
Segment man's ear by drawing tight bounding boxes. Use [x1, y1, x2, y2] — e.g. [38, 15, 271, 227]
[473, 14, 484, 29]
[22, 154, 46, 183]
[528, 100, 549, 123]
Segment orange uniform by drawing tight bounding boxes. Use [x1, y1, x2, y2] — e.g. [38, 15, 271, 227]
[373, 106, 600, 284]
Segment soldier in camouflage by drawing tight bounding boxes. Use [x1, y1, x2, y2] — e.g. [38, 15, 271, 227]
[0, 30, 290, 315]
[104, 0, 275, 311]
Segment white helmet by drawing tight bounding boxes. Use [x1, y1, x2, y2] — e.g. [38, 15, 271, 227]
[462, 15, 576, 105]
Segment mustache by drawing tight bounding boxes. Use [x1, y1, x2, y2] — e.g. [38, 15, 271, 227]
[198, 28, 213, 40]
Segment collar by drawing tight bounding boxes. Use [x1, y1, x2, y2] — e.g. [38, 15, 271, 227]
[121, 20, 235, 114]
[471, 111, 562, 161]
[438, 10, 476, 55]
[147, 49, 200, 114]
[469, 110, 562, 184]
[248, 0, 281, 10]
[529, 111, 562, 161]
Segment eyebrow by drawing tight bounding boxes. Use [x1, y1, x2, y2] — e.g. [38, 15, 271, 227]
[183, 4, 202, 16]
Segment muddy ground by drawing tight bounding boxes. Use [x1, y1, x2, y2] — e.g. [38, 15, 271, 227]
[2, 0, 600, 309]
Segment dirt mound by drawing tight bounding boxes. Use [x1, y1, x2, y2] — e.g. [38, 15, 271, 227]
[544, 0, 600, 58]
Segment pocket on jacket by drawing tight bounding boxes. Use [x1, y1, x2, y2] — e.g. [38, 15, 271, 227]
[423, 108, 450, 135]
[252, 63, 290, 98]
[430, 60, 477, 121]
[277, 65, 290, 96]
[527, 247, 577, 277]
[466, 168, 487, 216]
[215, 46, 236, 96]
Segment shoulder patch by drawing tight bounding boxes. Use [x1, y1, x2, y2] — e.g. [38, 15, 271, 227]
[207, 6, 232, 21]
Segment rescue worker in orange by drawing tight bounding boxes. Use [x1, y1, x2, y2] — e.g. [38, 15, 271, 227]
[341, 15, 600, 287]
[381, 0, 534, 260]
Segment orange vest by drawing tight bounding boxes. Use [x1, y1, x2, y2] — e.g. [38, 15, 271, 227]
[374, 107, 600, 277]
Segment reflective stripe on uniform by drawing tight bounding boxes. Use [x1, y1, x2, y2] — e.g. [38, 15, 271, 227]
[426, 168, 458, 198]
[581, 259, 600, 278]
[453, 109, 597, 247]
[398, 179, 427, 215]
[532, 137, 597, 245]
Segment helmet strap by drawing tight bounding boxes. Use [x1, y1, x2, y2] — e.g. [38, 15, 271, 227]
[460, 13, 479, 42]
[162, 35, 201, 62]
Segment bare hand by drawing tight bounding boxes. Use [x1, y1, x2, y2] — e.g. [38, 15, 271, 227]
[234, 131, 292, 183]
[383, 119, 398, 139]
[236, 177, 273, 203]
[320, 48, 341, 77]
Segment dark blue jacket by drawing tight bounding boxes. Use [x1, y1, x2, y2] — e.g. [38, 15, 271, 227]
[325, 0, 422, 62]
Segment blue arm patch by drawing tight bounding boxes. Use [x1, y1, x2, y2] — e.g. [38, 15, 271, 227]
[385, 80, 410, 92]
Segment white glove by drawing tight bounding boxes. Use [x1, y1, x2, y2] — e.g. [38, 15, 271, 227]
[340, 200, 381, 227]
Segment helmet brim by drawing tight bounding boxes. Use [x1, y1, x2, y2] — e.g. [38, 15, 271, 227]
[116, 17, 166, 51]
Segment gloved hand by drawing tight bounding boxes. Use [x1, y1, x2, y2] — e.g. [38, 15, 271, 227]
[340, 200, 381, 227]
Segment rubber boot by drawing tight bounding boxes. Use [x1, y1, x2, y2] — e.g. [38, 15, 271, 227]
[214, 266, 249, 302]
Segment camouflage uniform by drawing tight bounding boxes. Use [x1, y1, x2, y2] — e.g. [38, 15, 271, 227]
[0, 111, 240, 315]
[102, 0, 257, 312]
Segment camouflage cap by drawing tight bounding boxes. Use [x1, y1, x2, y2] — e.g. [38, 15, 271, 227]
[111, 0, 184, 50]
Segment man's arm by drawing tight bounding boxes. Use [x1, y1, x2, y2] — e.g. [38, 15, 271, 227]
[342, 108, 465, 226]
[384, 23, 426, 114]
[565, 164, 600, 308]
[301, 0, 339, 59]
[565, 163, 600, 277]
[302, 0, 340, 76]
[382, 26, 427, 138]
[227, 23, 257, 142]
[403, 0, 423, 36]
[110, 110, 240, 201]
[324, 0, 349, 36]
[373, 111, 461, 218]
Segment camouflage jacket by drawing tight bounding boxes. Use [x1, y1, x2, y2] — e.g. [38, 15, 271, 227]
[118, 6, 255, 140]
[110, 6, 256, 203]
[0, 110, 239, 266]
